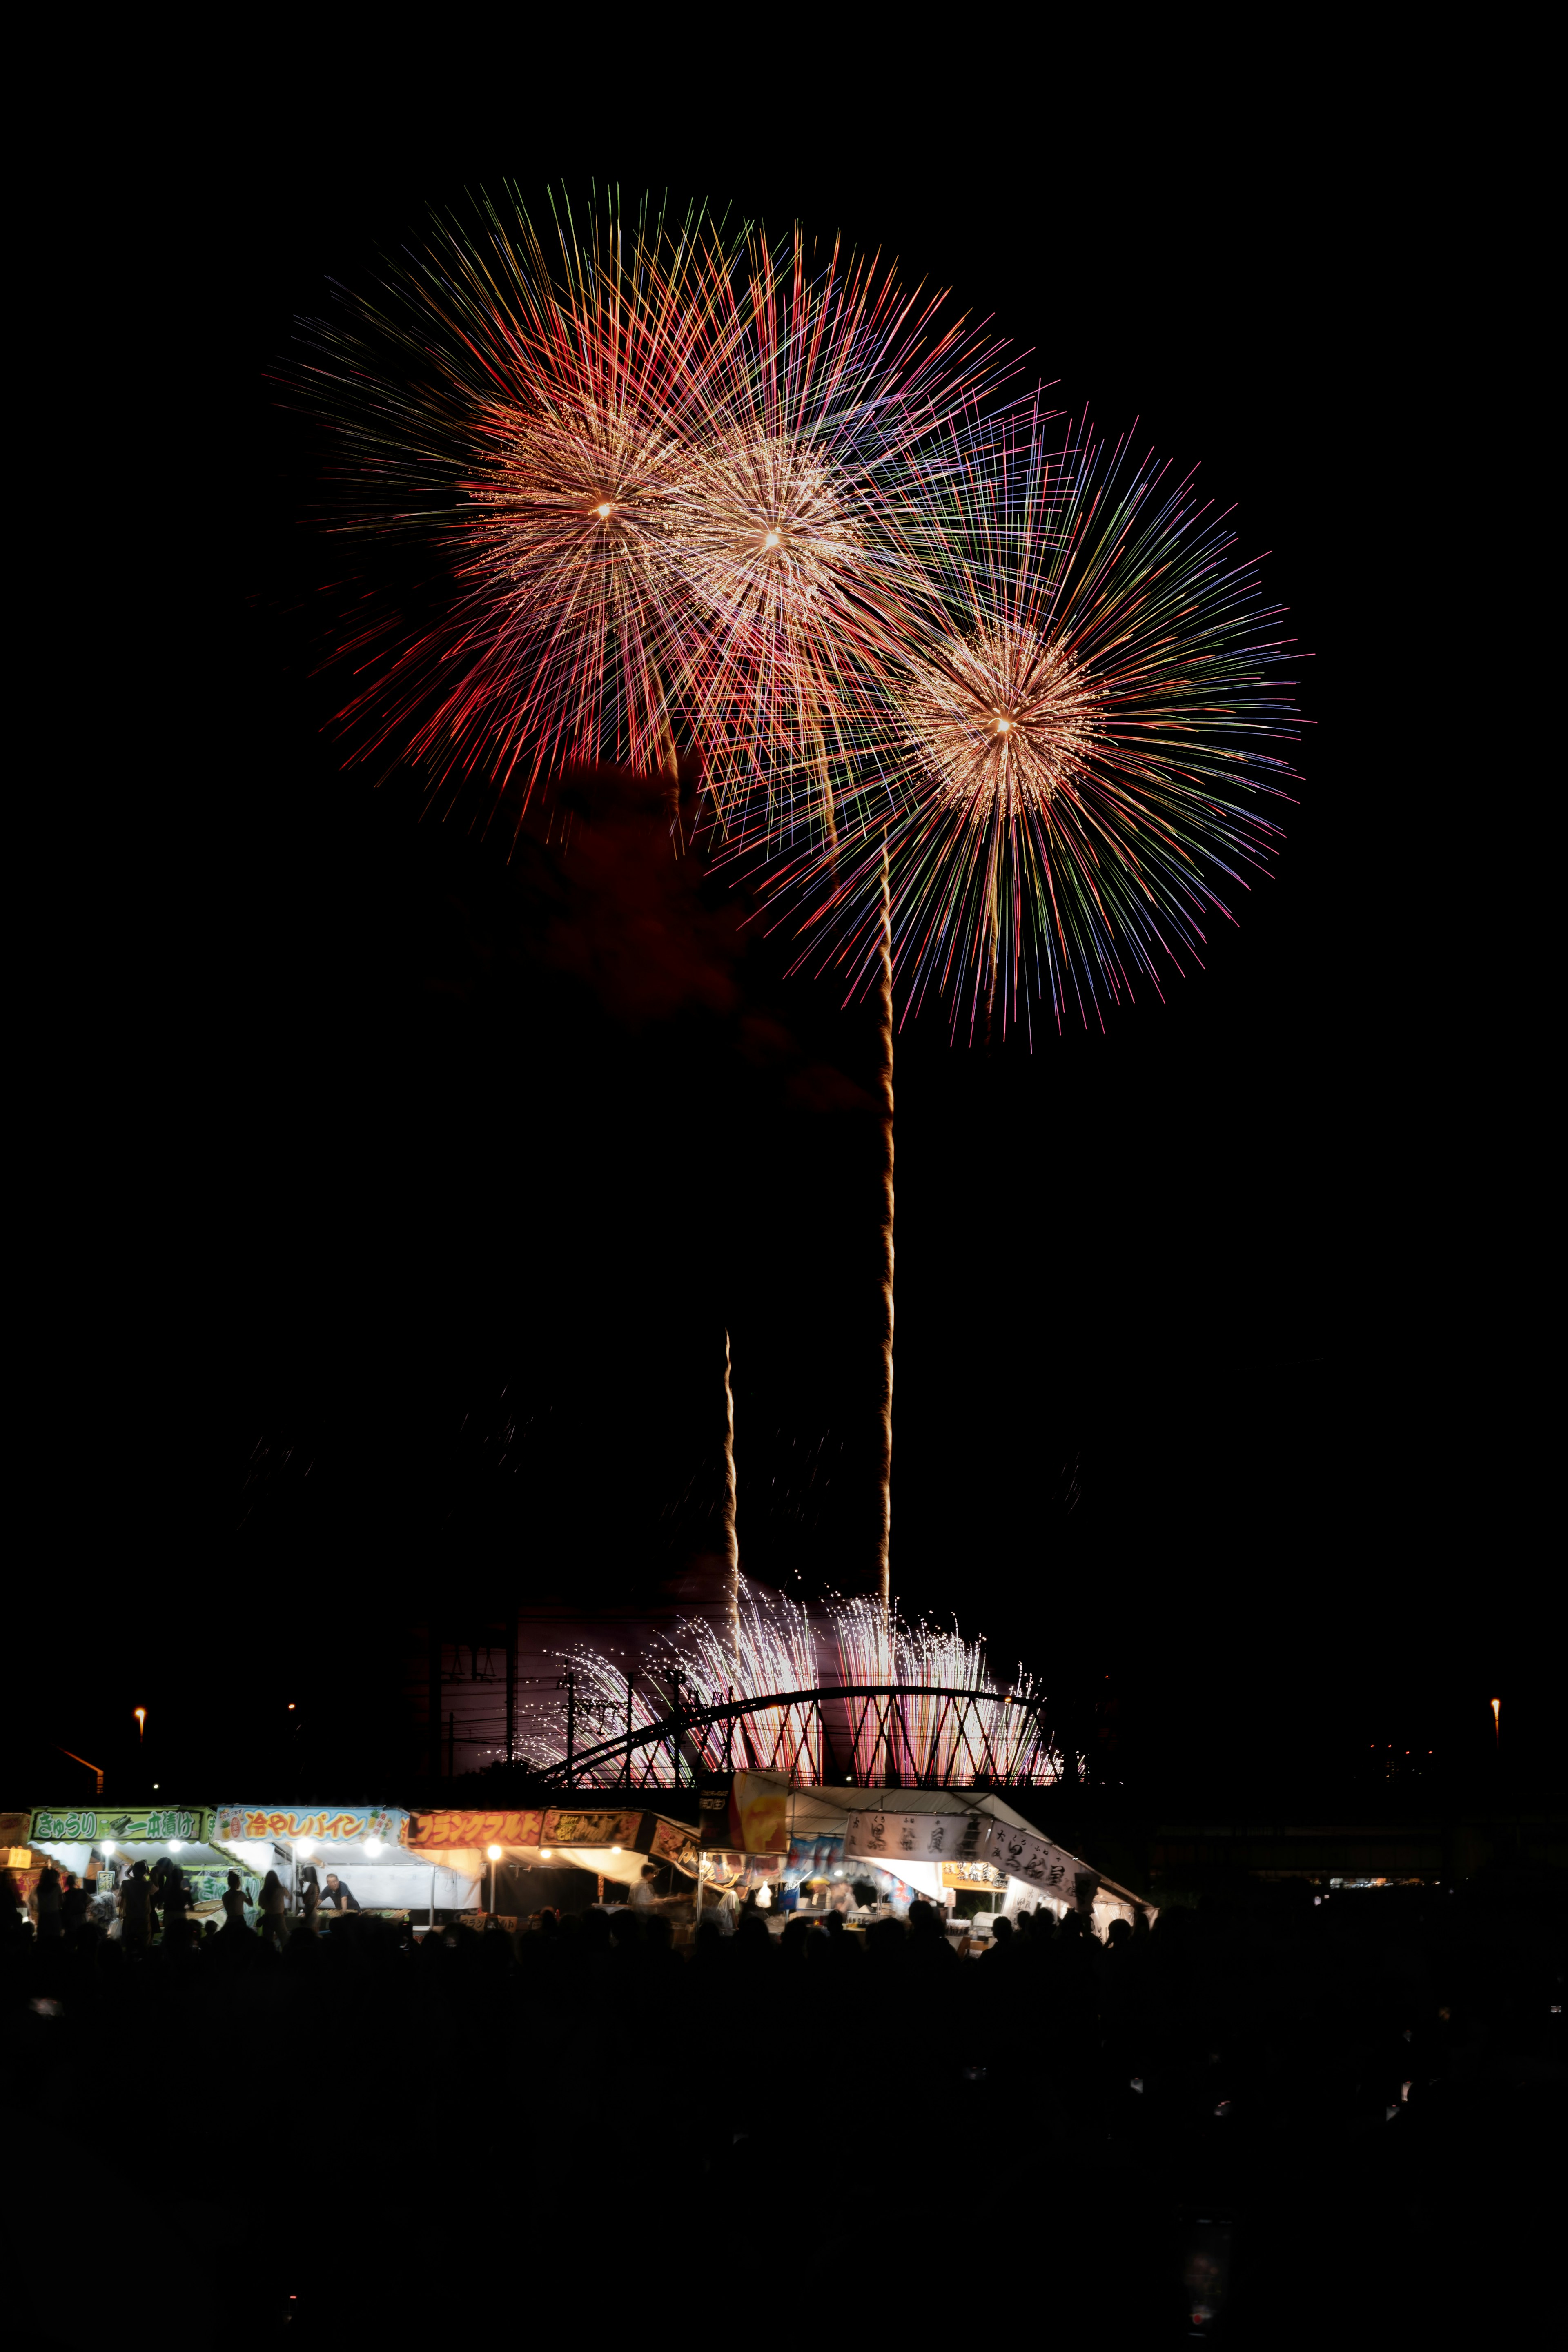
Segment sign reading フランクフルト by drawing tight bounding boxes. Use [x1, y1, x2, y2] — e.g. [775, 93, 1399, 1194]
[31, 1807, 213, 1846]
[213, 1806, 405, 1846]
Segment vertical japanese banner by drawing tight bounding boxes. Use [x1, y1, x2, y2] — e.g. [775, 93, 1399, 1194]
[730, 1771, 788, 1856]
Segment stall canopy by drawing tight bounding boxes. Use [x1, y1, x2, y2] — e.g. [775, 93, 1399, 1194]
[22, 1805, 243, 1908]
[403, 1805, 700, 1887]
[212, 1804, 478, 1912]
[779, 1785, 1153, 1929]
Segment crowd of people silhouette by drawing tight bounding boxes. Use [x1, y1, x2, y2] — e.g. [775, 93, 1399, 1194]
[4, 1867, 1557, 2341]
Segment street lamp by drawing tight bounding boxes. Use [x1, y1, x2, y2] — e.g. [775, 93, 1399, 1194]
[1491, 1697, 1501, 1752]
[134, 1708, 146, 1744]
[486, 1842, 503, 1919]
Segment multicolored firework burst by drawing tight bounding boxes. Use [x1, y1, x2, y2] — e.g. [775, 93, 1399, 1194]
[294, 188, 1015, 827]
[737, 399, 1301, 1037]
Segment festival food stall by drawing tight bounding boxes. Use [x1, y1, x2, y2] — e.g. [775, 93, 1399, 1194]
[211, 1804, 476, 1921]
[403, 1804, 701, 1918]
[20, 1804, 251, 1923]
[771, 1784, 1154, 1936]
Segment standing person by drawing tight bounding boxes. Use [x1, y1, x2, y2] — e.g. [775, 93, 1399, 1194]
[120, 1861, 150, 1952]
[258, 1869, 287, 1948]
[61, 1874, 88, 1932]
[35, 1867, 63, 1938]
[299, 1866, 322, 1933]
[629, 1865, 659, 1915]
[322, 1873, 360, 1913]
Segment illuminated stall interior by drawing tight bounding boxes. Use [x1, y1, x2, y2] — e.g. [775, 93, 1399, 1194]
[211, 1807, 479, 1919]
[24, 1806, 254, 1920]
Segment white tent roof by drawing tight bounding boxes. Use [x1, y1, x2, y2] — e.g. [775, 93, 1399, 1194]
[781, 1784, 1152, 1923]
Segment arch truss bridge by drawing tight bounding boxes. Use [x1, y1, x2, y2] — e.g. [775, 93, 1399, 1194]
[539, 1682, 1060, 1791]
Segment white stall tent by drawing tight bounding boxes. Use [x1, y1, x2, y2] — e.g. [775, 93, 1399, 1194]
[781, 1784, 1153, 1933]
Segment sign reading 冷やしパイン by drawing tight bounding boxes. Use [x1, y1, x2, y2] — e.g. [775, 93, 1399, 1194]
[31, 1807, 211, 1845]
[213, 1806, 403, 1846]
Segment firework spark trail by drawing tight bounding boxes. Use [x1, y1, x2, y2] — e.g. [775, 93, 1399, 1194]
[720, 1328, 739, 1664]
[874, 849, 895, 1619]
[737, 399, 1298, 1035]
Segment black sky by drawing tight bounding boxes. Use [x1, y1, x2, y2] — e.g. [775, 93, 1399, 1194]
[24, 42, 1546, 1804]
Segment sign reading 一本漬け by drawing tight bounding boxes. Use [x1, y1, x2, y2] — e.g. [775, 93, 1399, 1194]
[31, 1806, 212, 1846]
[213, 1806, 404, 1846]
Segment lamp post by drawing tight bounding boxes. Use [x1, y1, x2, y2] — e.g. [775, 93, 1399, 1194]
[134, 1708, 146, 1746]
[487, 1843, 503, 1922]
[1491, 1697, 1500, 1753]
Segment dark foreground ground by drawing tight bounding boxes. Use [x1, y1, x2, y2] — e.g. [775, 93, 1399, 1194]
[7, 1879, 1562, 2343]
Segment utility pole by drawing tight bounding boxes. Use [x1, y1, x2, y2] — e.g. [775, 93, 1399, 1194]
[624, 1672, 634, 1790]
[557, 1667, 577, 1788]
[429, 1620, 442, 1782]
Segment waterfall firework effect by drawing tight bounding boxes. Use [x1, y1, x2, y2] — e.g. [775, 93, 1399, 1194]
[520, 1578, 1060, 1789]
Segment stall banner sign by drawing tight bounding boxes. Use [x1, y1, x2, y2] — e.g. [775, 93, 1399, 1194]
[214, 1806, 403, 1846]
[984, 1821, 1080, 1898]
[648, 1819, 699, 1874]
[0, 1812, 31, 1849]
[844, 1810, 993, 1865]
[32, 1806, 211, 1846]
[732, 1770, 788, 1857]
[786, 1834, 844, 1881]
[404, 1810, 546, 1852]
[940, 1859, 1006, 1889]
[541, 1807, 641, 1849]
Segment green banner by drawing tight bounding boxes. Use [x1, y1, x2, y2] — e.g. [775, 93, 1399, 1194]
[31, 1805, 213, 1846]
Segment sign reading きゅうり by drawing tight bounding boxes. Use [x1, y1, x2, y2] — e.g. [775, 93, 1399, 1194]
[31, 1807, 212, 1846]
[213, 1806, 403, 1846]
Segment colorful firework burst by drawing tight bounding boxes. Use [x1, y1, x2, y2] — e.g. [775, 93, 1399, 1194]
[663, 224, 1021, 833]
[293, 189, 1015, 827]
[293, 187, 741, 799]
[739, 399, 1301, 1037]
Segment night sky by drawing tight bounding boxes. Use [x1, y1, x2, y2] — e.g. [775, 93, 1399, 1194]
[23, 56, 1543, 1807]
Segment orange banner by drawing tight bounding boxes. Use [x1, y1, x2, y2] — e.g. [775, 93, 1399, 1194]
[541, 1808, 640, 1849]
[405, 1809, 546, 1851]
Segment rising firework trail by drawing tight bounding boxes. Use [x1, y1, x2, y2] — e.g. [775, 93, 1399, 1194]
[873, 847, 894, 1618]
[720, 1327, 740, 1662]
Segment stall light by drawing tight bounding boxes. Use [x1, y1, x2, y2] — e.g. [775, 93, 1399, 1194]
[167, 1839, 184, 1852]
[610, 1845, 621, 1855]
[540, 1848, 552, 1859]
[296, 1840, 313, 1858]
[486, 1844, 504, 1862]
[365, 1839, 384, 1856]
